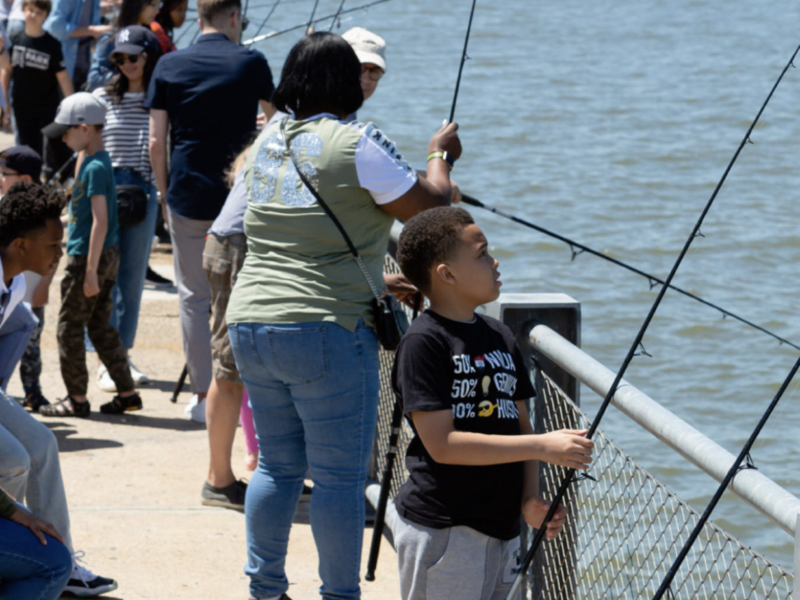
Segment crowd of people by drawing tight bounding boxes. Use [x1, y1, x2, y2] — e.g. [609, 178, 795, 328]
[0, 0, 595, 597]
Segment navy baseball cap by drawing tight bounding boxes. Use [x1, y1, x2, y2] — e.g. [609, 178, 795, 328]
[0, 145, 42, 180]
[112, 25, 161, 59]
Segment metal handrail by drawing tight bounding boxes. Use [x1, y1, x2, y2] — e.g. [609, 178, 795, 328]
[528, 323, 800, 536]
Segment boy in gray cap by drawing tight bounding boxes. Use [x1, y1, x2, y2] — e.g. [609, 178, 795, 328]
[40, 92, 142, 418]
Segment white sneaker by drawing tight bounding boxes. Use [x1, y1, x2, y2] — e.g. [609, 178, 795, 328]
[96, 364, 117, 393]
[128, 358, 150, 385]
[184, 394, 206, 423]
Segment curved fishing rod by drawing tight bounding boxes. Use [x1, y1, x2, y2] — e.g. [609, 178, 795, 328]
[652, 353, 800, 599]
[305, 0, 320, 34]
[250, 0, 282, 40]
[460, 194, 800, 351]
[449, 0, 477, 123]
[328, 0, 346, 31]
[505, 41, 800, 600]
[242, 0, 391, 46]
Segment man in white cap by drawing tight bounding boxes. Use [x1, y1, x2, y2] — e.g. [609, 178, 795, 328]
[342, 26, 386, 102]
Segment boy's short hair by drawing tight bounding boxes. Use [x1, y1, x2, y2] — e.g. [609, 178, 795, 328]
[396, 206, 475, 295]
[197, 0, 240, 24]
[22, 0, 51, 15]
[0, 182, 66, 248]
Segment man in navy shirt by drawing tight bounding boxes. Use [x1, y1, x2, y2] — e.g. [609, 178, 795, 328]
[146, 0, 274, 423]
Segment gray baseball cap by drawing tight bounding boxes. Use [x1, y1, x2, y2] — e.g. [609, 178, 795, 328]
[42, 92, 107, 138]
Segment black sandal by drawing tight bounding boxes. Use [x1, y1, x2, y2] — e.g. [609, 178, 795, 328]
[39, 397, 91, 419]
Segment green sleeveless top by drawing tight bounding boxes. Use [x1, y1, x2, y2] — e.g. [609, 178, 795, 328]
[226, 116, 408, 331]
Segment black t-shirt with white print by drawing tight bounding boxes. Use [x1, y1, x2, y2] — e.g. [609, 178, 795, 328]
[9, 30, 65, 114]
[392, 310, 536, 540]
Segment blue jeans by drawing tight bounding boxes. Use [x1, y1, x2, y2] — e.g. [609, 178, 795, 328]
[0, 517, 72, 600]
[229, 320, 379, 600]
[87, 169, 158, 351]
[0, 303, 37, 391]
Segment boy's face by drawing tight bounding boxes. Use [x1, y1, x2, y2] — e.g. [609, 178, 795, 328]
[23, 5, 48, 29]
[441, 224, 502, 306]
[61, 124, 92, 152]
[18, 218, 63, 276]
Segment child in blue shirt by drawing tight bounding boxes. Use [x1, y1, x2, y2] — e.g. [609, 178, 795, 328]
[40, 92, 141, 418]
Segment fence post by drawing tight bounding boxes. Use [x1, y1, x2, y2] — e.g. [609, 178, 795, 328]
[485, 293, 581, 600]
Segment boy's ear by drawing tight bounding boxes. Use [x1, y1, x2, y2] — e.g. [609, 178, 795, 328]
[434, 263, 456, 286]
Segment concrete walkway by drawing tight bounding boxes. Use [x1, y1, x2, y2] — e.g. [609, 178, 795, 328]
[5, 249, 400, 600]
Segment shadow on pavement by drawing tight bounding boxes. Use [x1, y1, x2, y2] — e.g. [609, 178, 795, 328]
[41, 422, 124, 453]
[88, 413, 205, 431]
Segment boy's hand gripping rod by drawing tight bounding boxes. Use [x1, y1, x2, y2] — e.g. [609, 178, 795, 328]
[504, 41, 800, 600]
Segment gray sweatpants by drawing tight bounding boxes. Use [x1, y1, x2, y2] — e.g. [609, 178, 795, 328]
[395, 514, 521, 600]
[168, 208, 214, 394]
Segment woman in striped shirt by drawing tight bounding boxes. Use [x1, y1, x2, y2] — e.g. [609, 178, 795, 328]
[91, 25, 162, 390]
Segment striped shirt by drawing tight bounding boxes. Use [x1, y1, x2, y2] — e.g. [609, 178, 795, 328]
[93, 88, 153, 183]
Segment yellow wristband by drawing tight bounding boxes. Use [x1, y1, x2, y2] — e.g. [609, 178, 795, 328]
[427, 151, 455, 170]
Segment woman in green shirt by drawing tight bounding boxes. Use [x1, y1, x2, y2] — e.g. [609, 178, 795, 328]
[226, 32, 462, 600]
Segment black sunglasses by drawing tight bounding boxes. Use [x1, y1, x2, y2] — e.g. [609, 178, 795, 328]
[111, 53, 142, 66]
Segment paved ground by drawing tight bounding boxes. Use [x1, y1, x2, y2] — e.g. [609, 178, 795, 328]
[5, 246, 400, 599]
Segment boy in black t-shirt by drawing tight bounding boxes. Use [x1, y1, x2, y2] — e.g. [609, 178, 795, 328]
[392, 206, 594, 600]
[0, 0, 73, 177]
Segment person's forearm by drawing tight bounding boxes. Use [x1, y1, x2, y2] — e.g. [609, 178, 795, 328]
[70, 25, 104, 39]
[428, 430, 555, 466]
[150, 139, 168, 200]
[31, 272, 54, 307]
[86, 218, 106, 274]
[418, 160, 453, 203]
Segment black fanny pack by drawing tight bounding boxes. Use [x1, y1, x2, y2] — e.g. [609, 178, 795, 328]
[117, 184, 148, 227]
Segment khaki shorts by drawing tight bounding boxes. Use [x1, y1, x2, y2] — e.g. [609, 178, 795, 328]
[203, 232, 247, 385]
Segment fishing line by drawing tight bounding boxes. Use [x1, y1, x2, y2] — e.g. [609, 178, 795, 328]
[460, 194, 800, 352]
[449, 0, 477, 123]
[250, 0, 282, 40]
[505, 41, 800, 600]
[242, 0, 391, 46]
[305, 0, 320, 34]
[652, 352, 800, 599]
[328, 0, 346, 31]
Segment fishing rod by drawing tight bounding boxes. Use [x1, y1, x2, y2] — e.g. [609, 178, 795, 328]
[652, 353, 800, 599]
[460, 194, 800, 351]
[242, 0, 391, 46]
[365, 294, 421, 582]
[250, 0, 282, 40]
[449, 0, 477, 123]
[328, 0, 346, 31]
[305, 0, 320, 34]
[505, 41, 800, 600]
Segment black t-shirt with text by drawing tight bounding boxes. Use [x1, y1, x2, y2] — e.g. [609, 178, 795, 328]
[392, 310, 536, 540]
[9, 30, 65, 113]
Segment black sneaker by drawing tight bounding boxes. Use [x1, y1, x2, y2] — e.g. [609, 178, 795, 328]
[99, 393, 143, 415]
[145, 266, 173, 287]
[63, 556, 118, 597]
[201, 479, 247, 511]
[23, 390, 50, 412]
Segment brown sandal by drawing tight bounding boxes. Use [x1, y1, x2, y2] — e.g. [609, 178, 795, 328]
[39, 397, 91, 419]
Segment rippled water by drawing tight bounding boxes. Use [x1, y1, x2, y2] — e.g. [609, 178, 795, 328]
[178, 0, 800, 567]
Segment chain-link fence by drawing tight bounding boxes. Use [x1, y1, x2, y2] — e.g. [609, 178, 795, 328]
[527, 373, 792, 600]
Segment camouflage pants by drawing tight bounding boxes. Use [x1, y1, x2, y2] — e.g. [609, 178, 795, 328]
[19, 306, 45, 396]
[57, 247, 134, 397]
